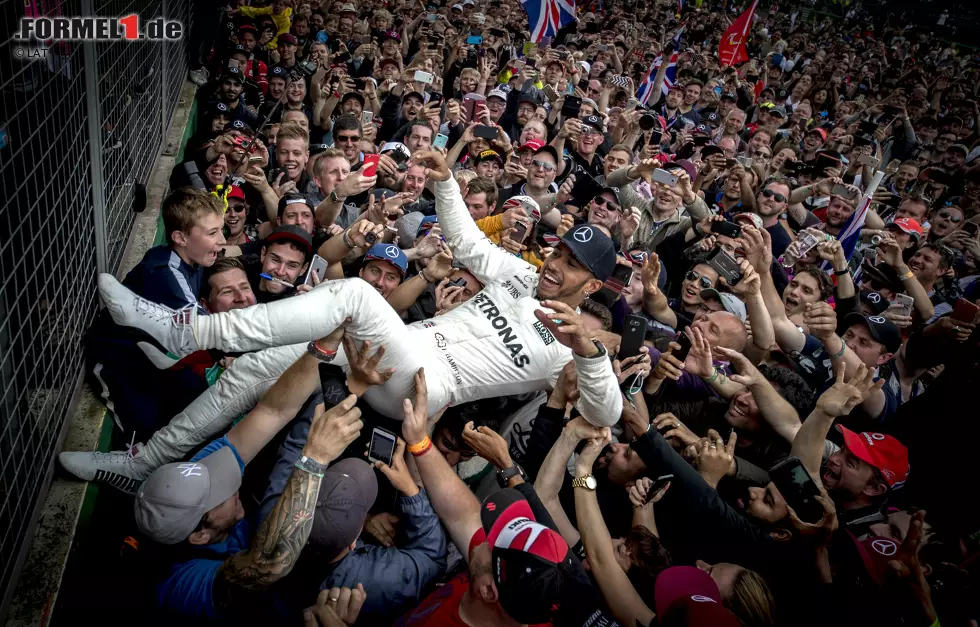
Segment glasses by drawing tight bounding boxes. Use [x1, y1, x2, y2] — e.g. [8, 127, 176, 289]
[685, 270, 712, 290]
[762, 189, 787, 203]
[938, 211, 962, 223]
[531, 159, 556, 172]
[592, 196, 621, 212]
[336, 135, 360, 144]
[227, 203, 246, 213]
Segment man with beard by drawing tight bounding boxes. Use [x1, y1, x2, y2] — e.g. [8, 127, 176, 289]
[358, 242, 408, 298]
[740, 178, 793, 256]
[202, 67, 257, 127]
[379, 89, 426, 144]
[257, 66, 290, 122]
[497, 144, 560, 212]
[821, 193, 857, 238]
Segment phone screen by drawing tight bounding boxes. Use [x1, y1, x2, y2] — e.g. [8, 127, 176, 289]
[369, 429, 397, 465]
[770, 458, 823, 523]
[510, 221, 529, 242]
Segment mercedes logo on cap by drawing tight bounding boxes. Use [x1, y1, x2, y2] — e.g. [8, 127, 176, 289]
[871, 539, 898, 556]
[573, 226, 593, 243]
[385, 245, 399, 258]
[867, 293, 881, 303]
[869, 315, 886, 323]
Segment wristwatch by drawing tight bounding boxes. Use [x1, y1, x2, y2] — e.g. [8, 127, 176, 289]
[572, 474, 597, 491]
[497, 463, 528, 488]
[329, 190, 346, 203]
[583, 339, 607, 359]
[295, 455, 329, 478]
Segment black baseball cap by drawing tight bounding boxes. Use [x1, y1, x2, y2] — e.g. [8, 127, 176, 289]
[580, 114, 605, 133]
[224, 119, 252, 134]
[720, 91, 737, 101]
[842, 313, 902, 353]
[481, 489, 584, 623]
[222, 66, 245, 84]
[309, 459, 378, 559]
[559, 223, 617, 282]
[269, 65, 290, 79]
[860, 291, 891, 315]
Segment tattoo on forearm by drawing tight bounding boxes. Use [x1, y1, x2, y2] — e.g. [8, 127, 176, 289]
[215, 467, 321, 606]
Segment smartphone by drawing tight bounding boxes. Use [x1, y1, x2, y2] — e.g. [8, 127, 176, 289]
[673, 331, 693, 361]
[361, 154, 380, 178]
[769, 457, 824, 524]
[737, 156, 754, 168]
[619, 314, 647, 360]
[318, 362, 351, 405]
[578, 78, 590, 90]
[360, 110, 374, 127]
[248, 155, 264, 164]
[892, 293, 915, 317]
[334, 52, 352, 64]
[652, 169, 678, 186]
[428, 92, 444, 107]
[543, 85, 559, 102]
[644, 474, 674, 503]
[692, 135, 712, 147]
[368, 427, 398, 466]
[426, 12, 438, 21]
[466, 35, 483, 45]
[795, 230, 822, 257]
[509, 220, 529, 243]
[814, 152, 842, 173]
[352, 77, 366, 90]
[414, 70, 434, 84]
[561, 95, 583, 118]
[303, 254, 328, 286]
[723, 158, 738, 169]
[706, 247, 743, 286]
[462, 93, 486, 120]
[489, 27, 506, 37]
[710, 221, 741, 239]
[962, 222, 979, 238]
[831, 184, 856, 200]
[951, 298, 979, 323]
[858, 155, 879, 168]
[433, 133, 449, 149]
[474, 124, 498, 140]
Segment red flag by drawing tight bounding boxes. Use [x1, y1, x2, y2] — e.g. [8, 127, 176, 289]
[718, 0, 758, 67]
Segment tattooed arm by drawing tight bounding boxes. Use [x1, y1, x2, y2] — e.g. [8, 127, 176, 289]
[212, 394, 365, 611]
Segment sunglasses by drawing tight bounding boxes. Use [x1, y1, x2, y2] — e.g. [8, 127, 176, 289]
[336, 135, 360, 143]
[531, 159, 556, 172]
[938, 211, 962, 223]
[762, 188, 787, 203]
[685, 270, 713, 290]
[592, 196, 621, 212]
[227, 203, 246, 213]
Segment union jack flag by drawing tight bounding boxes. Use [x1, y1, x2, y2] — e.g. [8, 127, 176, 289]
[635, 53, 678, 106]
[521, 0, 577, 43]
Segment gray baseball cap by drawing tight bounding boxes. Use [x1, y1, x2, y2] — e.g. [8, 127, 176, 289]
[700, 289, 747, 323]
[134, 445, 242, 544]
[309, 458, 378, 558]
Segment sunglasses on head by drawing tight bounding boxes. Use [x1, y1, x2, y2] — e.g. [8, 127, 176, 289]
[592, 196, 621, 212]
[685, 270, 712, 289]
[762, 188, 787, 203]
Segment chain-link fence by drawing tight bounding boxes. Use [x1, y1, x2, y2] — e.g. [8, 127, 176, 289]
[0, 0, 190, 618]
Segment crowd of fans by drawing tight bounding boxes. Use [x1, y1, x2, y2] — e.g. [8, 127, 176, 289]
[56, 0, 980, 624]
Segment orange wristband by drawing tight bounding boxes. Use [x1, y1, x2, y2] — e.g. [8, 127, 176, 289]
[407, 436, 431, 454]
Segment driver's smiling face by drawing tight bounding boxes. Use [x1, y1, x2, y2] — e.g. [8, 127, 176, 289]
[537, 245, 592, 301]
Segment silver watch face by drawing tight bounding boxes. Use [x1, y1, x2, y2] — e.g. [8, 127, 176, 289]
[585, 475, 597, 489]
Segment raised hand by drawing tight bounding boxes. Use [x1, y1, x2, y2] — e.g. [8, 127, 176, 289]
[535, 300, 600, 357]
[342, 337, 395, 395]
[815, 363, 882, 417]
[461, 421, 513, 470]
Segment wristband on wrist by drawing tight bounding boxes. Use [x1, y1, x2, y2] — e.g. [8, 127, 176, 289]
[900, 269, 915, 280]
[834, 266, 849, 276]
[342, 228, 356, 249]
[307, 340, 338, 362]
[407, 436, 431, 454]
[706, 367, 720, 383]
[829, 338, 846, 359]
[410, 440, 432, 457]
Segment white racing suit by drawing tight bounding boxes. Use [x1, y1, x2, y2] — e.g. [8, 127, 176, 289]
[137, 178, 622, 468]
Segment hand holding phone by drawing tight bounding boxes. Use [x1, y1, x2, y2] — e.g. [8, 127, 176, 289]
[362, 154, 379, 177]
[368, 428, 398, 466]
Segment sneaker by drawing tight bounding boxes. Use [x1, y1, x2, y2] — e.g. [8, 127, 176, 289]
[188, 67, 209, 86]
[59, 444, 154, 495]
[98, 274, 200, 366]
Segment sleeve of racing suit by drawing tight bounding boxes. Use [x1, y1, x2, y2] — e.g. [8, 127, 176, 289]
[548, 351, 622, 428]
[433, 177, 535, 288]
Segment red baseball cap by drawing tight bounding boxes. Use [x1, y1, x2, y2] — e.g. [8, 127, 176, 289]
[837, 425, 909, 489]
[518, 139, 546, 152]
[655, 566, 733, 619]
[886, 217, 923, 239]
[227, 185, 246, 202]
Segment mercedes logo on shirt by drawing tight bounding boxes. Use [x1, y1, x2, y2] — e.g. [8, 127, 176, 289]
[573, 226, 593, 243]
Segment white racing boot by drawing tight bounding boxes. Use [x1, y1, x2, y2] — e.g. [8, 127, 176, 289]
[98, 274, 201, 368]
[58, 441, 154, 495]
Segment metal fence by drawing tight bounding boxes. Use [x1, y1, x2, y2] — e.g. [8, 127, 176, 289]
[0, 0, 190, 618]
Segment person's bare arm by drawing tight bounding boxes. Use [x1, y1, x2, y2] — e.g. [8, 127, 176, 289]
[639, 254, 677, 327]
[717, 347, 804, 444]
[533, 421, 599, 547]
[213, 393, 363, 611]
[745, 226, 806, 352]
[573, 437, 655, 627]
[385, 251, 453, 314]
[399, 369, 482, 562]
